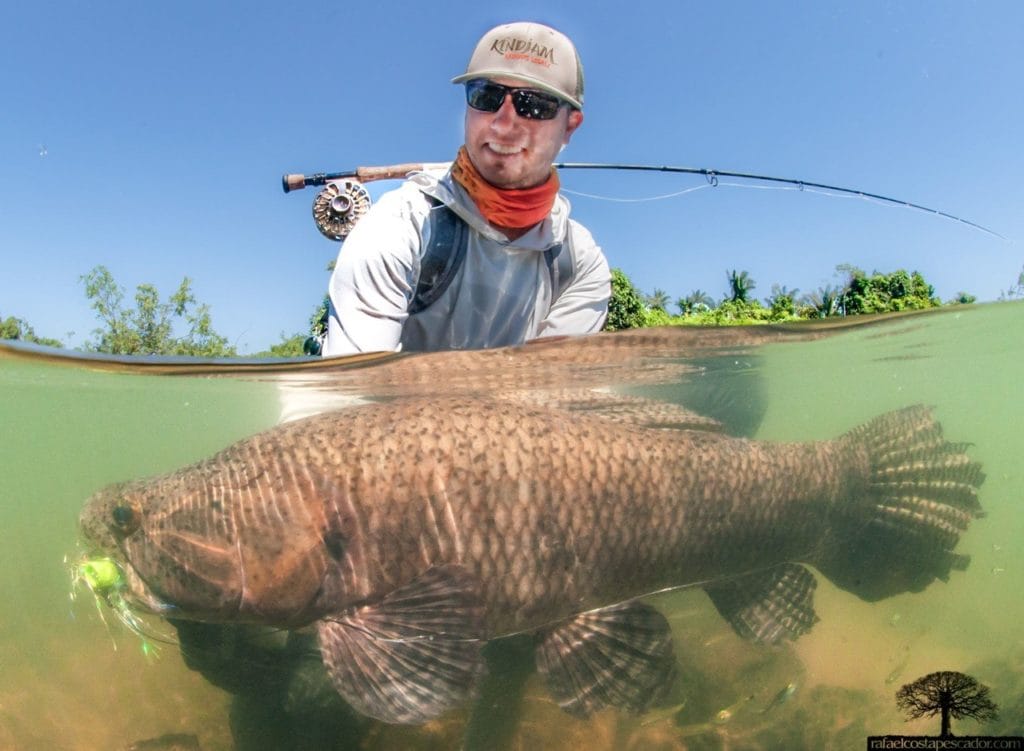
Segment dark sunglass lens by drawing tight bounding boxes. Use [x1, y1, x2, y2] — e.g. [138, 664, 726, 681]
[512, 90, 561, 120]
[466, 80, 562, 120]
[466, 81, 505, 112]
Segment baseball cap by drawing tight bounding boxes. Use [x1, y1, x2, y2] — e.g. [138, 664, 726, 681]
[452, 22, 584, 110]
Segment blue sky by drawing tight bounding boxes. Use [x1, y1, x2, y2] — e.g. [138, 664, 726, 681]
[2, 1, 1021, 353]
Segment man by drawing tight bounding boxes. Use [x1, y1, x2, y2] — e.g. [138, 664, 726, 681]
[323, 21, 610, 356]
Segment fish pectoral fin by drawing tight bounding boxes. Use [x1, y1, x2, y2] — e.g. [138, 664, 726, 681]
[535, 600, 677, 718]
[702, 563, 819, 645]
[315, 564, 486, 725]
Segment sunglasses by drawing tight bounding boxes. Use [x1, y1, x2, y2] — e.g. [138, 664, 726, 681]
[464, 79, 565, 121]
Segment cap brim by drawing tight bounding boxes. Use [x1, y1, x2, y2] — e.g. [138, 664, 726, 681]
[451, 71, 582, 110]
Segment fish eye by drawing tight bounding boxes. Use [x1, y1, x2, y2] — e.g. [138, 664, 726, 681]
[111, 502, 140, 535]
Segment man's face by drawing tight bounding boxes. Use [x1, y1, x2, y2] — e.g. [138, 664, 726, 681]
[464, 76, 584, 190]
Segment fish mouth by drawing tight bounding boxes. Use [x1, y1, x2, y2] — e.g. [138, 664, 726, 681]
[74, 546, 175, 617]
[117, 561, 177, 615]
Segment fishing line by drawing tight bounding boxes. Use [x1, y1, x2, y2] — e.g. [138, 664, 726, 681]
[563, 179, 958, 216]
[560, 184, 712, 203]
[554, 163, 1007, 240]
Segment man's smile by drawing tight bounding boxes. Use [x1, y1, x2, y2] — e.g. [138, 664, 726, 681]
[486, 143, 526, 156]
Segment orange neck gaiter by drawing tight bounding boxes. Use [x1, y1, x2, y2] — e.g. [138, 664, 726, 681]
[450, 146, 560, 230]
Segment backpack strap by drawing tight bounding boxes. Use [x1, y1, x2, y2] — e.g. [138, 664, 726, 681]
[409, 197, 467, 315]
[410, 195, 575, 316]
[543, 225, 575, 303]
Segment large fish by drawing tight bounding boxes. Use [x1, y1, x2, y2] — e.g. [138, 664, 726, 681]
[78, 397, 983, 724]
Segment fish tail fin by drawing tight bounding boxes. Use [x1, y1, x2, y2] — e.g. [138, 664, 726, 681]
[816, 405, 984, 601]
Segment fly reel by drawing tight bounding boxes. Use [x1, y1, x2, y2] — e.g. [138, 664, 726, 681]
[311, 179, 372, 241]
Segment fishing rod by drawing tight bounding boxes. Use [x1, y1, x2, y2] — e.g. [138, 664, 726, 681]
[282, 162, 1003, 241]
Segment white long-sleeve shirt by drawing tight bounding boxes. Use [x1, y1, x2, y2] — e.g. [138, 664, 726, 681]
[322, 167, 610, 357]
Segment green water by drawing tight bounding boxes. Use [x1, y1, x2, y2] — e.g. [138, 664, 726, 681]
[755, 303, 1024, 747]
[0, 360, 280, 750]
[0, 303, 1021, 749]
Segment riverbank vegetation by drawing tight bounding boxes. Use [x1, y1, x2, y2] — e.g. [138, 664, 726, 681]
[603, 264, 984, 331]
[2, 264, 1022, 355]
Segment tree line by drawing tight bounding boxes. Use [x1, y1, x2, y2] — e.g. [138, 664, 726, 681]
[604, 264, 1023, 331]
[2, 263, 1023, 356]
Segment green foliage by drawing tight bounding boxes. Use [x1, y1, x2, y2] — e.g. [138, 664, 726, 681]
[799, 286, 842, 319]
[599, 263, 970, 334]
[950, 291, 977, 305]
[603, 268, 647, 331]
[765, 284, 799, 320]
[644, 288, 671, 311]
[726, 269, 756, 303]
[0, 315, 63, 348]
[643, 307, 674, 327]
[704, 299, 773, 325]
[837, 266, 940, 315]
[677, 290, 713, 315]
[999, 265, 1024, 300]
[80, 265, 236, 356]
[769, 295, 795, 319]
[603, 269, 799, 329]
[254, 334, 308, 358]
[310, 294, 329, 338]
[57, 254, 982, 356]
[256, 296, 330, 357]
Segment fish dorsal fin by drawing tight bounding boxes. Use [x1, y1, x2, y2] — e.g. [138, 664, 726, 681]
[316, 564, 486, 724]
[702, 563, 819, 644]
[535, 600, 677, 717]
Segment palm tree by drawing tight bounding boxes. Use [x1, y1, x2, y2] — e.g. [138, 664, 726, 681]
[802, 286, 841, 318]
[645, 288, 671, 311]
[677, 290, 714, 315]
[726, 270, 756, 303]
[765, 284, 799, 307]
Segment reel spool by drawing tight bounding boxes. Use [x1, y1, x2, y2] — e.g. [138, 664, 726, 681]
[312, 179, 372, 240]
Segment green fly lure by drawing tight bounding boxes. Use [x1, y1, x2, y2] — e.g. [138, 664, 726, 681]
[68, 555, 165, 659]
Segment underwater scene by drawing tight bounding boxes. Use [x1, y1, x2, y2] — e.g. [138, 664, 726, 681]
[1, 301, 1022, 751]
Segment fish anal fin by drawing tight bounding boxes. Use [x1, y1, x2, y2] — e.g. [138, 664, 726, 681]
[703, 564, 819, 645]
[535, 600, 677, 718]
[316, 564, 486, 724]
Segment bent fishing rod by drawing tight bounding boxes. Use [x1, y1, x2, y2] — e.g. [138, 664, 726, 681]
[282, 162, 1003, 242]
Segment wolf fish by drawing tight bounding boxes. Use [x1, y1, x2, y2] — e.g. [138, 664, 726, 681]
[78, 397, 983, 724]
